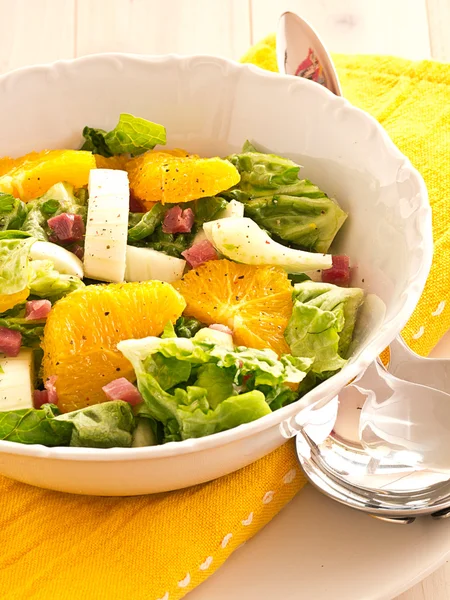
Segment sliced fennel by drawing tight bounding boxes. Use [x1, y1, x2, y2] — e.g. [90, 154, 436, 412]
[30, 241, 83, 279]
[203, 217, 332, 272]
[124, 246, 185, 283]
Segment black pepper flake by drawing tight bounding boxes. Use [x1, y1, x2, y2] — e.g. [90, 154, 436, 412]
[82, 335, 87, 340]
[104, 311, 110, 316]
[116, 367, 121, 372]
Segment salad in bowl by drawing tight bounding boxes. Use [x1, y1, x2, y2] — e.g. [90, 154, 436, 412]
[0, 113, 364, 449]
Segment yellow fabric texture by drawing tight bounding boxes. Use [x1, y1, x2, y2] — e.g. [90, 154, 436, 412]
[1, 36, 450, 600]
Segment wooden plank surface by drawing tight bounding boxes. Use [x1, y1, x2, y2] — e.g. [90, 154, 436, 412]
[0, 0, 75, 72]
[250, 0, 432, 59]
[76, 0, 250, 60]
[0, 1, 448, 598]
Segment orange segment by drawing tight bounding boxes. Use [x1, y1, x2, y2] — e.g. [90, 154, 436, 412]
[94, 154, 129, 170]
[173, 260, 293, 355]
[0, 150, 96, 201]
[42, 281, 186, 413]
[127, 150, 240, 208]
[0, 288, 30, 313]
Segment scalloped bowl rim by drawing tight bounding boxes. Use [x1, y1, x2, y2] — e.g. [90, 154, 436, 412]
[0, 52, 433, 461]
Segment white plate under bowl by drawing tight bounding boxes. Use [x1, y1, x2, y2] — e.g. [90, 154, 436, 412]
[188, 485, 450, 600]
[0, 53, 432, 495]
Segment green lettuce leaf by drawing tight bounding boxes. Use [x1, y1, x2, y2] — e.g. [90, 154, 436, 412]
[227, 151, 301, 191]
[185, 196, 228, 226]
[0, 304, 45, 348]
[242, 140, 258, 153]
[0, 233, 35, 295]
[0, 404, 73, 446]
[244, 193, 348, 253]
[0, 229, 84, 311]
[131, 415, 159, 447]
[127, 198, 227, 254]
[259, 384, 297, 410]
[225, 149, 347, 253]
[288, 273, 312, 284]
[81, 113, 166, 157]
[22, 182, 87, 241]
[28, 259, 84, 300]
[143, 352, 192, 391]
[284, 280, 364, 374]
[133, 368, 270, 442]
[80, 126, 112, 157]
[55, 400, 135, 448]
[139, 227, 195, 258]
[127, 204, 167, 242]
[292, 281, 364, 356]
[194, 363, 236, 408]
[118, 333, 312, 441]
[0, 193, 27, 231]
[174, 316, 206, 338]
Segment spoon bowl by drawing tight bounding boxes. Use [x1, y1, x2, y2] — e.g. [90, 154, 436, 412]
[276, 11, 342, 95]
[389, 336, 450, 393]
[355, 361, 450, 474]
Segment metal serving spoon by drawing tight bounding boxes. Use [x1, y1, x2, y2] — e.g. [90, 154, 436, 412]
[277, 11, 450, 522]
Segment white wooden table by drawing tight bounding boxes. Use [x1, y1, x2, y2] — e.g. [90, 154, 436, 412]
[1, 1, 449, 598]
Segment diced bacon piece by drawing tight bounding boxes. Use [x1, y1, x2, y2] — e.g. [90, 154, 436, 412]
[322, 255, 350, 287]
[0, 327, 22, 357]
[102, 377, 142, 406]
[34, 389, 49, 408]
[182, 240, 218, 268]
[44, 375, 58, 404]
[162, 206, 195, 234]
[25, 299, 51, 320]
[71, 244, 84, 260]
[47, 213, 85, 243]
[209, 324, 233, 335]
[129, 195, 145, 212]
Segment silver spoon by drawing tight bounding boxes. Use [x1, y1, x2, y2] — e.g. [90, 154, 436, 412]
[277, 11, 341, 94]
[276, 11, 450, 522]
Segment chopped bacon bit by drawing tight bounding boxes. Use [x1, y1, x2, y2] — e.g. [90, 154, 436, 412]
[71, 244, 84, 260]
[44, 375, 58, 404]
[0, 327, 22, 357]
[129, 195, 145, 212]
[162, 206, 195, 234]
[47, 213, 85, 243]
[182, 240, 218, 268]
[322, 255, 350, 287]
[209, 324, 233, 335]
[25, 299, 51, 321]
[102, 377, 142, 406]
[34, 389, 49, 408]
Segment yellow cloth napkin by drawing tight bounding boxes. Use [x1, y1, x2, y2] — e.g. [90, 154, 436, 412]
[1, 37, 450, 600]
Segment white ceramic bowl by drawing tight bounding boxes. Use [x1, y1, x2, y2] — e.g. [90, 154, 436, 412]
[0, 54, 432, 495]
